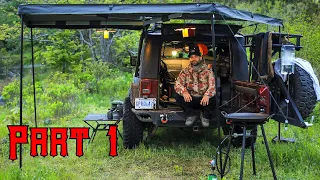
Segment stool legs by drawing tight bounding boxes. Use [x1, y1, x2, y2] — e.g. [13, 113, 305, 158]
[251, 135, 256, 175]
[261, 124, 277, 180]
[239, 126, 246, 180]
[222, 123, 277, 180]
[221, 124, 235, 177]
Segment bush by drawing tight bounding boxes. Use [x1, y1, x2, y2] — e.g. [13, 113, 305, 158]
[2, 72, 81, 125]
[72, 60, 113, 93]
[96, 72, 132, 99]
[1, 62, 133, 125]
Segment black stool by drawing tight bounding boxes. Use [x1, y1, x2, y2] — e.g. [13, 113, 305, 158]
[220, 112, 277, 180]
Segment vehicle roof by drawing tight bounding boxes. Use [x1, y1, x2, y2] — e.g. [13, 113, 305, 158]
[18, 3, 283, 29]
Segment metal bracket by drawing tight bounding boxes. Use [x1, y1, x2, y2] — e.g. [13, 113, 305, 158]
[272, 136, 295, 143]
[272, 75, 306, 128]
[143, 13, 182, 26]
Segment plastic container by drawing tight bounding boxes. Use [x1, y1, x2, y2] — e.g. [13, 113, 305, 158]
[280, 45, 295, 75]
[107, 110, 113, 119]
[207, 174, 217, 180]
[113, 111, 119, 120]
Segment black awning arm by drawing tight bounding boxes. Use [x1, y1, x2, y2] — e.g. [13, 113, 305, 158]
[31, 28, 37, 128]
[19, 14, 24, 169]
[211, 14, 223, 179]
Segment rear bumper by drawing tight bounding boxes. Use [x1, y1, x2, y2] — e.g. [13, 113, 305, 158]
[131, 108, 186, 122]
[131, 108, 227, 127]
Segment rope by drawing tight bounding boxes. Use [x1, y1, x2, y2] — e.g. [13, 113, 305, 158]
[219, 93, 240, 108]
[235, 96, 259, 113]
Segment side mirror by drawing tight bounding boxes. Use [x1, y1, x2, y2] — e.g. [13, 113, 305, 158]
[128, 50, 137, 66]
[130, 56, 137, 66]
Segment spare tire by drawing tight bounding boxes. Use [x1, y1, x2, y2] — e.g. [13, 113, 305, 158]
[289, 65, 317, 119]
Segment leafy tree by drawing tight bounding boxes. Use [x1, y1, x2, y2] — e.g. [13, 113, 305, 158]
[36, 30, 85, 73]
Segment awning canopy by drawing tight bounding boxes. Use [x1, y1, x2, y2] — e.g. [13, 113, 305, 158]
[18, 3, 283, 29]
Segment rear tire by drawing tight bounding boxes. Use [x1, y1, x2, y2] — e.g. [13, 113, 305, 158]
[123, 97, 144, 149]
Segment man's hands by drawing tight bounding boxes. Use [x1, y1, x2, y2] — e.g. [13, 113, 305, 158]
[182, 92, 192, 102]
[200, 95, 210, 106]
[182, 92, 210, 106]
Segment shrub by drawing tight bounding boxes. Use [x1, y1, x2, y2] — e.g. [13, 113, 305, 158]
[2, 72, 81, 125]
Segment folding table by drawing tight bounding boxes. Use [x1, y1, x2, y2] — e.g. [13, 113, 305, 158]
[83, 114, 122, 143]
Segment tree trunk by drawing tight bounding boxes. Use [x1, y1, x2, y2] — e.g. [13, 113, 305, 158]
[78, 30, 97, 62]
[88, 29, 98, 61]
[106, 30, 121, 63]
[100, 35, 106, 62]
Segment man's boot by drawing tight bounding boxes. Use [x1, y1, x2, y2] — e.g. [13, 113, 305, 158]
[201, 117, 209, 127]
[185, 116, 197, 126]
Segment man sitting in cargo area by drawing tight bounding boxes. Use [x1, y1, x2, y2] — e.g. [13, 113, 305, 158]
[174, 46, 216, 127]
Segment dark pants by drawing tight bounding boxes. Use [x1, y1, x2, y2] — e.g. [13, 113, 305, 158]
[175, 94, 216, 119]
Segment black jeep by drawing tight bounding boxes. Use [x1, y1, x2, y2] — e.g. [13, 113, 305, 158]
[17, 3, 318, 149]
[118, 6, 318, 149]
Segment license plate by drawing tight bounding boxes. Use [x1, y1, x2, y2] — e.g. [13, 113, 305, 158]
[135, 98, 156, 109]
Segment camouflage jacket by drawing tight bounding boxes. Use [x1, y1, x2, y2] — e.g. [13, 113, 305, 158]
[174, 63, 216, 98]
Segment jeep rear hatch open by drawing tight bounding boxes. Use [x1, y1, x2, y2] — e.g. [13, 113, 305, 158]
[18, 3, 283, 29]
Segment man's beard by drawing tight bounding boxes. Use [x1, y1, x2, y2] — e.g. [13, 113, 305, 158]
[191, 60, 201, 66]
[191, 60, 202, 71]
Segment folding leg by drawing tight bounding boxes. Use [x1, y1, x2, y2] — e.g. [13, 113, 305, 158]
[240, 126, 247, 180]
[106, 124, 123, 140]
[117, 129, 123, 139]
[251, 134, 256, 175]
[261, 124, 277, 180]
[89, 123, 100, 143]
[221, 124, 235, 177]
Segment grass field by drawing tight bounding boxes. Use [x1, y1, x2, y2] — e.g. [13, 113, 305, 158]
[1, 103, 320, 180]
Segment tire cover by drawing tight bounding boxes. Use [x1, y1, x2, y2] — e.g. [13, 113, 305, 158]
[289, 66, 317, 119]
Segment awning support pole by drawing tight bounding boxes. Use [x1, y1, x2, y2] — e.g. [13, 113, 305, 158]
[19, 15, 24, 169]
[278, 26, 281, 142]
[211, 14, 222, 178]
[272, 26, 297, 143]
[31, 28, 37, 127]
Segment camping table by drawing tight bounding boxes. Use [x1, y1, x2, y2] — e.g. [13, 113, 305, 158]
[83, 114, 122, 143]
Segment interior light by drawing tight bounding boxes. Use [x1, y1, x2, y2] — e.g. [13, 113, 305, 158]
[172, 50, 177, 56]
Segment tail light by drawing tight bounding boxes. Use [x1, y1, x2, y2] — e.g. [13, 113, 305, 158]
[140, 79, 158, 98]
[258, 86, 270, 114]
[140, 79, 152, 95]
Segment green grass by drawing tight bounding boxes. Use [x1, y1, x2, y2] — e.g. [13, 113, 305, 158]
[1, 96, 319, 179]
[1, 114, 320, 179]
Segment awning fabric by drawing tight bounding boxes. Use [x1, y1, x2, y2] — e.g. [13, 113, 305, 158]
[18, 3, 283, 29]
